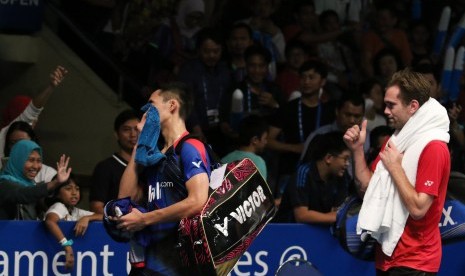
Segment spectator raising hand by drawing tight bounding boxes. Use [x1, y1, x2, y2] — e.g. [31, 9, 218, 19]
[0, 65, 69, 169]
[50, 65, 68, 88]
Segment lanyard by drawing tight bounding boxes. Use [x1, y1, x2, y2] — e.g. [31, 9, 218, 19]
[298, 98, 322, 142]
[203, 77, 223, 111]
[246, 83, 267, 113]
[247, 84, 252, 113]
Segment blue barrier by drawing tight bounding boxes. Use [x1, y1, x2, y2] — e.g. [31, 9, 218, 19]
[0, 221, 464, 275]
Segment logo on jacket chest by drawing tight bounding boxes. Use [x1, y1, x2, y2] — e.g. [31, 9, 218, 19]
[148, 182, 174, 202]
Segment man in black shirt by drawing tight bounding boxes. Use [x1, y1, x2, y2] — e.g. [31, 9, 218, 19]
[275, 131, 351, 224]
[89, 109, 140, 214]
[268, 60, 336, 203]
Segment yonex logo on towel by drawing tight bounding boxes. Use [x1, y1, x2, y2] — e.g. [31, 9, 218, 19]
[424, 180, 434, 187]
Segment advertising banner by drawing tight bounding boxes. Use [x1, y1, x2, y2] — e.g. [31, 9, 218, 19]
[0, 221, 464, 275]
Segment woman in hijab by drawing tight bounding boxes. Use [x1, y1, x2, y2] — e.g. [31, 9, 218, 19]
[0, 140, 71, 220]
[2, 121, 57, 183]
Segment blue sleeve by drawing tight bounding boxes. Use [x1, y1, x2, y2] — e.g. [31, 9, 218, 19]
[180, 140, 211, 181]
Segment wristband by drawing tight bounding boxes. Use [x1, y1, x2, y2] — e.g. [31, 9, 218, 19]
[60, 238, 74, 247]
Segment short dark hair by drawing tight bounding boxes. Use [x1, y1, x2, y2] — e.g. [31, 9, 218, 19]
[159, 81, 193, 120]
[388, 67, 430, 106]
[293, 0, 314, 14]
[4, 121, 38, 157]
[299, 59, 328, 78]
[237, 115, 268, 146]
[196, 27, 224, 49]
[412, 63, 440, 82]
[319, 9, 339, 27]
[337, 92, 365, 112]
[244, 44, 272, 64]
[373, 48, 403, 76]
[359, 78, 383, 97]
[114, 109, 140, 132]
[376, 3, 397, 18]
[284, 39, 309, 58]
[47, 173, 80, 207]
[308, 131, 348, 161]
[228, 22, 253, 40]
[369, 125, 394, 149]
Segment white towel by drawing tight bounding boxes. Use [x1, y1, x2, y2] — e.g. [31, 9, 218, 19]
[357, 98, 450, 256]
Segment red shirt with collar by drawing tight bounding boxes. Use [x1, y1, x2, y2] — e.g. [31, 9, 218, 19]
[371, 140, 450, 272]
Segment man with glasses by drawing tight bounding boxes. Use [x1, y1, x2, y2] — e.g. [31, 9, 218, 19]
[275, 131, 351, 224]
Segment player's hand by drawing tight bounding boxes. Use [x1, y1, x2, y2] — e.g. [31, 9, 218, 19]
[379, 141, 403, 173]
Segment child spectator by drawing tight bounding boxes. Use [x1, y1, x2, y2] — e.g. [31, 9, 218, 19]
[44, 175, 102, 270]
[221, 115, 269, 179]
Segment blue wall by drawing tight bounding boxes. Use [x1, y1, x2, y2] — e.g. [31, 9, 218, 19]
[1, 221, 464, 275]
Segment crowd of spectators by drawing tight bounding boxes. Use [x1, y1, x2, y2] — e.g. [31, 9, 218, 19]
[2, 2, 465, 272]
[2, 0, 465, 227]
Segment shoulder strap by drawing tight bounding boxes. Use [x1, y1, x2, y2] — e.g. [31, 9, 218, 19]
[174, 134, 221, 172]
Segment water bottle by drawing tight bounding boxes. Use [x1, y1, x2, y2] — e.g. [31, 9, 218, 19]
[231, 89, 244, 131]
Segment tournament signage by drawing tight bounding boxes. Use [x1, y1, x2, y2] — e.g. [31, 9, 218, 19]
[0, 221, 465, 275]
